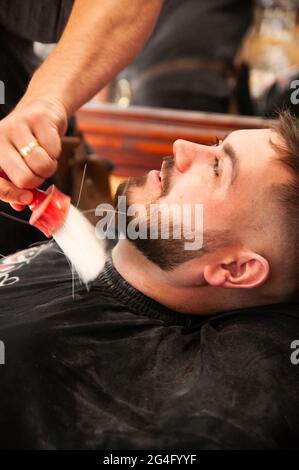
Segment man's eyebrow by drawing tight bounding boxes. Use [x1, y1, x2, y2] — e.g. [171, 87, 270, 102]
[222, 141, 239, 185]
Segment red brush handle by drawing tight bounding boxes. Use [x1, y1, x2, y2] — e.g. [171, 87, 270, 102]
[0, 169, 71, 237]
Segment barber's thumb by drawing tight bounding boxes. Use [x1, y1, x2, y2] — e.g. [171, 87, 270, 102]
[10, 203, 27, 211]
[0, 178, 33, 206]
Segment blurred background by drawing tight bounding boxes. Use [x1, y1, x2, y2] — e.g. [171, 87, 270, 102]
[79, 0, 299, 193]
[97, 0, 299, 118]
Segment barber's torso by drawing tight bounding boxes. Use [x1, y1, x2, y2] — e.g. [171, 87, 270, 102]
[0, 0, 73, 43]
[132, 0, 253, 68]
[0, 0, 74, 117]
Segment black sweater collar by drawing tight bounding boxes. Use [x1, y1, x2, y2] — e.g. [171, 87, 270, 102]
[96, 258, 195, 327]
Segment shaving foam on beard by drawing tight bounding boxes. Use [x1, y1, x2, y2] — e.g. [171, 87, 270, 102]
[0, 171, 106, 285]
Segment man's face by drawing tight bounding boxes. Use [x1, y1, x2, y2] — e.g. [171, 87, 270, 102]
[115, 128, 290, 269]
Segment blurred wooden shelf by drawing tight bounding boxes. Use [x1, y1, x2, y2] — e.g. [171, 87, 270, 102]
[77, 102, 270, 177]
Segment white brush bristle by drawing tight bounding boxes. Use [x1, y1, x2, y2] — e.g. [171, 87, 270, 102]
[54, 205, 106, 284]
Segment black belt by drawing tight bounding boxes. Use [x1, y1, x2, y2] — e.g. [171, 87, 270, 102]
[112, 57, 238, 105]
[129, 57, 236, 90]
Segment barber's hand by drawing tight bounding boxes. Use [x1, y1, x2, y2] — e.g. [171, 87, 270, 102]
[0, 98, 67, 210]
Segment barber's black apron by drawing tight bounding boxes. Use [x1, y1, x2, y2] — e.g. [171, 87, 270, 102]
[0, 0, 74, 118]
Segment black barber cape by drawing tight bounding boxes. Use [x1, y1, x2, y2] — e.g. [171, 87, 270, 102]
[0, 243, 298, 449]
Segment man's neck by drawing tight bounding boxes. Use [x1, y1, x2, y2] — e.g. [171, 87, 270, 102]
[112, 240, 221, 315]
[112, 239, 281, 315]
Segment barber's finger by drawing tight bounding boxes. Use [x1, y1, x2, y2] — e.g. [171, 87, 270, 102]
[10, 124, 58, 179]
[0, 177, 33, 205]
[10, 203, 26, 211]
[0, 140, 43, 189]
[26, 145, 58, 179]
[30, 113, 62, 160]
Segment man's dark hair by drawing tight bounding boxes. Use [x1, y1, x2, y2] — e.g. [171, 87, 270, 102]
[272, 110, 299, 298]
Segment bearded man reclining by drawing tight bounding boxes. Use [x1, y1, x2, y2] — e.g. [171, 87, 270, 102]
[0, 111, 299, 449]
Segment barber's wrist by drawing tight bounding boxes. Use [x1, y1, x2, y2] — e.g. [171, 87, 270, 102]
[16, 95, 69, 137]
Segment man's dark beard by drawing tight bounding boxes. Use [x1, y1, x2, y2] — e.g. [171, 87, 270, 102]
[113, 156, 202, 271]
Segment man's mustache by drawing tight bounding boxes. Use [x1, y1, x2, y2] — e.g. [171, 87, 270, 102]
[160, 155, 175, 196]
[114, 155, 175, 207]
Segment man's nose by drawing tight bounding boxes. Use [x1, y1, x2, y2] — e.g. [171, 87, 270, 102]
[173, 139, 208, 173]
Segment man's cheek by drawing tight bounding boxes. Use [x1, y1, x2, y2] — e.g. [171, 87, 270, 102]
[204, 202, 229, 229]
[168, 183, 208, 205]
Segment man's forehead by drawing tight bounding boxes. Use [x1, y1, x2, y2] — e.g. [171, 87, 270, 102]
[225, 128, 280, 159]
[227, 127, 273, 143]
[226, 127, 292, 187]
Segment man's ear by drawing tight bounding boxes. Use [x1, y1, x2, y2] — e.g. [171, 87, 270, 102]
[203, 252, 270, 289]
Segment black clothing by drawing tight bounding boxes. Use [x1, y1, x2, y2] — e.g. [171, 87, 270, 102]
[0, 1, 74, 254]
[0, 0, 74, 118]
[119, 0, 253, 113]
[0, 0, 74, 44]
[0, 243, 298, 449]
[0, 28, 40, 119]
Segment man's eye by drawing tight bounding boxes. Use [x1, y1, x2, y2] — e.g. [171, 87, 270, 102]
[213, 157, 220, 176]
[212, 137, 222, 147]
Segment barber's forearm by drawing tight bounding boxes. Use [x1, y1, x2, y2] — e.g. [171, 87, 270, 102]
[0, 0, 163, 205]
[20, 0, 163, 116]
